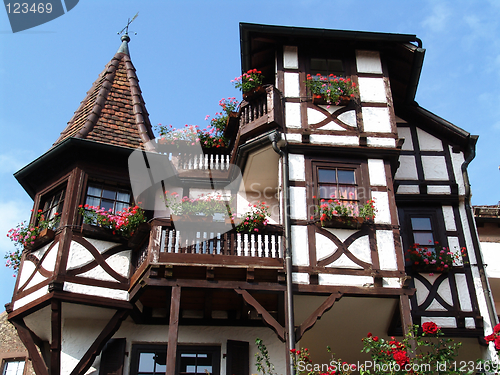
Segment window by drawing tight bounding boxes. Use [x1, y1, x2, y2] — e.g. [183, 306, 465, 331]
[130, 345, 220, 375]
[317, 168, 359, 213]
[310, 58, 344, 77]
[410, 217, 435, 247]
[40, 189, 65, 221]
[85, 184, 131, 214]
[2, 360, 25, 375]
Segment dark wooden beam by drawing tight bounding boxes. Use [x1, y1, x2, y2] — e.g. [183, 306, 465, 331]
[295, 292, 343, 342]
[399, 294, 413, 336]
[69, 309, 129, 375]
[234, 288, 285, 342]
[51, 300, 61, 375]
[11, 319, 49, 375]
[166, 286, 181, 375]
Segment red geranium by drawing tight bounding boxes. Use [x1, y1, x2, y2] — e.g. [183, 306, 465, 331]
[422, 321, 440, 335]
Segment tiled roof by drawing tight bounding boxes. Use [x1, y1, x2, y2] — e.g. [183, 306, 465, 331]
[54, 37, 155, 151]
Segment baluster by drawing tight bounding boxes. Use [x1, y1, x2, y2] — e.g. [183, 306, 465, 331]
[268, 233, 274, 258]
[259, 233, 265, 257]
[246, 233, 252, 257]
[230, 232, 235, 256]
[221, 233, 226, 255]
[209, 232, 216, 254]
[252, 233, 258, 257]
[236, 233, 245, 256]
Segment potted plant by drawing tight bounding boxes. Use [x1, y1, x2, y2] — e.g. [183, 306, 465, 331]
[232, 69, 265, 100]
[234, 201, 270, 233]
[313, 196, 376, 229]
[78, 204, 147, 239]
[406, 241, 463, 273]
[164, 191, 232, 222]
[305, 74, 358, 106]
[6, 210, 60, 273]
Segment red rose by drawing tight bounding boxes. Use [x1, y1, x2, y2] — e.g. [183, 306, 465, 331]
[393, 350, 409, 366]
[495, 336, 500, 351]
[367, 332, 372, 337]
[494, 324, 500, 333]
[422, 321, 440, 335]
[373, 336, 379, 342]
[485, 333, 496, 342]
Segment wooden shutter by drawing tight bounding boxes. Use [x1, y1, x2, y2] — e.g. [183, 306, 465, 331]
[99, 338, 126, 375]
[226, 340, 248, 375]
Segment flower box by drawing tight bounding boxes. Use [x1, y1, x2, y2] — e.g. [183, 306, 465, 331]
[243, 85, 266, 101]
[320, 216, 365, 229]
[409, 264, 451, 274]
[312, 94, 351, 106]
[25, 228, 55, 250]
[171, 214, 213, 223]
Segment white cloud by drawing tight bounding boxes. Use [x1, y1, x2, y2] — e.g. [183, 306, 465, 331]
[0, 151, 35, 174]
[0, 199, 33, 255]
[422, 2, 452, 32]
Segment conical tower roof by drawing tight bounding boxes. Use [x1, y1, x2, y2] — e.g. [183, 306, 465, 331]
[54, 34, 155, 151]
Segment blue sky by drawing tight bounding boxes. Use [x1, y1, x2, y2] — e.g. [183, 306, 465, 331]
[0, 0, 499, 306]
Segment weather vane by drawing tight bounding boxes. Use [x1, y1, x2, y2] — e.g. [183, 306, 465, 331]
[118, 12, 139, 36]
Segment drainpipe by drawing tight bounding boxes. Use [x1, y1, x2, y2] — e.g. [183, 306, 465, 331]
[270, 132, 295, 375]
[461, 136, 498, 332]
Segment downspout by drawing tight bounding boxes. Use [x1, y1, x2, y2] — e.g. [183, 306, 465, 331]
[461, 135, 498, 332]
[270, 132, 295, 375]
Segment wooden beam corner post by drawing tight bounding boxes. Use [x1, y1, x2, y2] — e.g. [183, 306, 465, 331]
[295, 292, 343, 342]
[234, 288, 285, 342]
[166, 286, 181, 375]
[51, 300, 61, 375]
[399, 294, 413, 336]
[69, 309, 129, 375]
[11, 319, 49, 375]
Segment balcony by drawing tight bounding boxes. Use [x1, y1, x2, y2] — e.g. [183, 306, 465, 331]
[131, 219, 284, 286]
[236, 85, 283, 143]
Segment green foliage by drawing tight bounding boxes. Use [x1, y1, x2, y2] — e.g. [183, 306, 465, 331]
[360, 323, 465, 375]
[232, 69, 265, 93]
[255, 338, 277, 375]
[305, 74, 358, 105]
[235, 201, 270, 233]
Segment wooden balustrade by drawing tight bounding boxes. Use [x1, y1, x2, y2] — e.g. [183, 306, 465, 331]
[159, 226, 282, 258]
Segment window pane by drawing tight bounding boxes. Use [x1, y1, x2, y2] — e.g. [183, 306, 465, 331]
[413, 232, 434, 246]
[86, 196, 100, 207]
[138, 353, 156, 373]
[101, 200, 114, 212]
[3, 361, 25, 375]
[327, 59, 344, 75]
[311, 58, 328, 74]
[318, 169, 336, 183]
[102, 189, 116, 200]
[338, 186, 356, 200]
[337, 170, 355, 184]
[318, 185, 337, 199]
[411, 217, 432, 231]
[87, 186, 101, 197]
[116, 191, 130, 203]
[115, 202, 128, 213]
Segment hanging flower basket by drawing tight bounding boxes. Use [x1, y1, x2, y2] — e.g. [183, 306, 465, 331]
[25, 228, 55, 250]
[320, 216, 365, 229]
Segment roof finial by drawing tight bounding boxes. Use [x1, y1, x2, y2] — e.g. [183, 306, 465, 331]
[117, 12, 138, 55]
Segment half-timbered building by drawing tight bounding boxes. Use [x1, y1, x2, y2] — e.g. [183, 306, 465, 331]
[6, 23, 498, 375]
